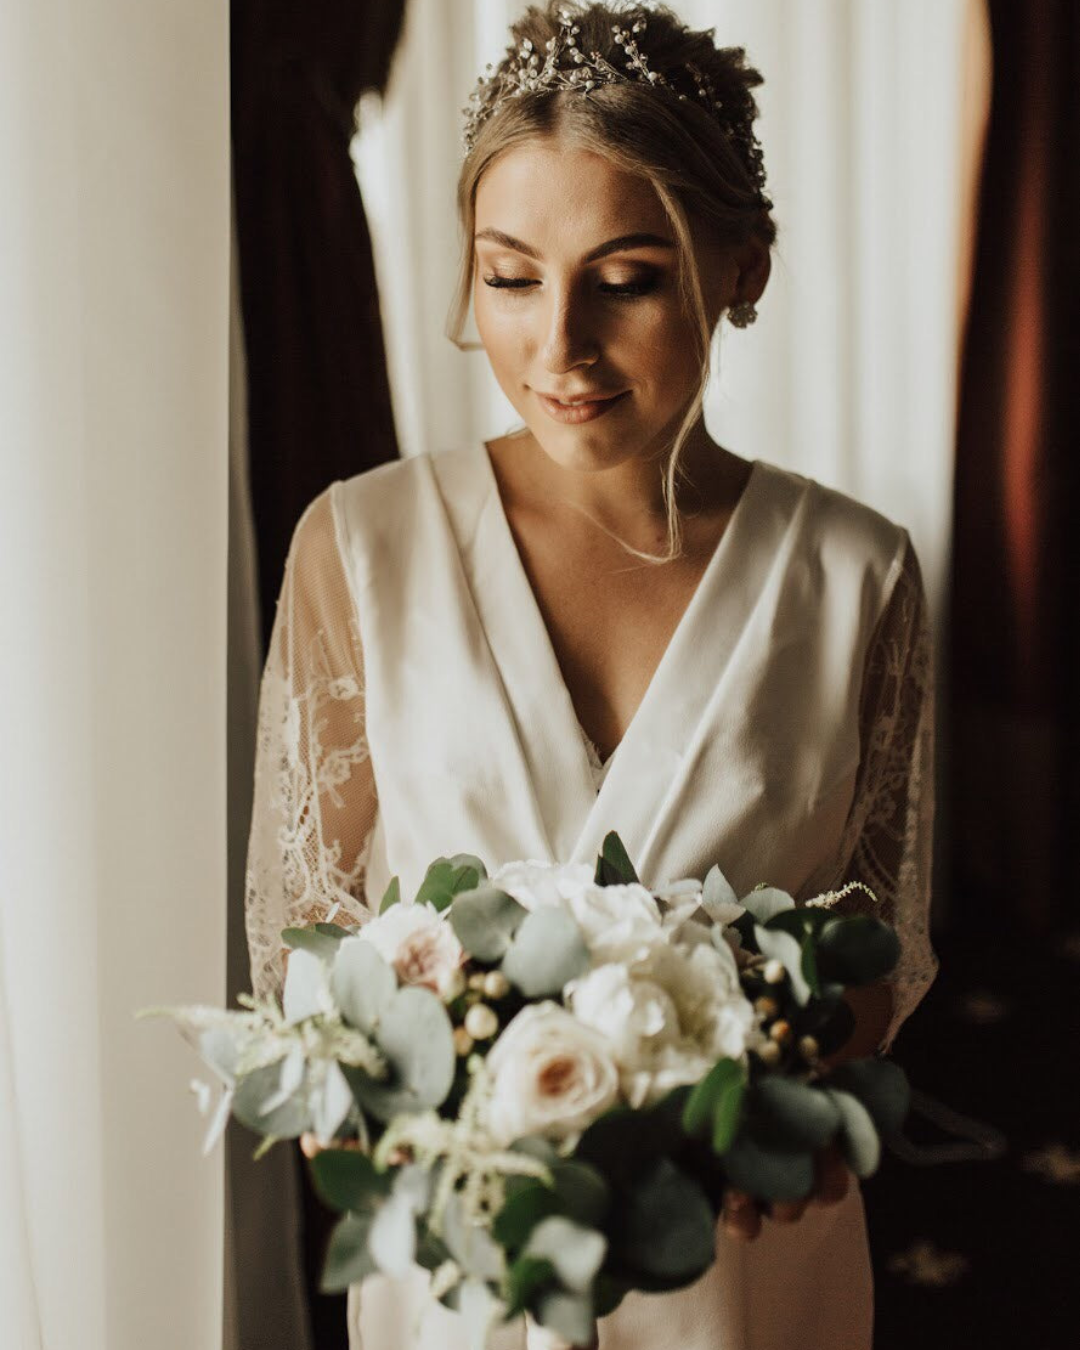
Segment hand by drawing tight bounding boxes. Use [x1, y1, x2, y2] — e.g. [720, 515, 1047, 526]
[721, 1143, 850, 1241]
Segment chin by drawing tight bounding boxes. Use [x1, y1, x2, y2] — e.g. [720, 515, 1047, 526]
[528, 424, 644, 474]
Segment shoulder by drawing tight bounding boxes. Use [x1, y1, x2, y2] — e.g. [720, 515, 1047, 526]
[755, 458, 913, 590]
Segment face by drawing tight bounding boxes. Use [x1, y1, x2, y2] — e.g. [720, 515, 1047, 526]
[472, 136, 755, 473]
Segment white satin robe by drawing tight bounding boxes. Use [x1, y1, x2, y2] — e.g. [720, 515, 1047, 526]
[244, 442, 938, 1350]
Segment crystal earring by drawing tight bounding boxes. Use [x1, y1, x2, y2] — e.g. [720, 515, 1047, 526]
[727, 300, 758, 328]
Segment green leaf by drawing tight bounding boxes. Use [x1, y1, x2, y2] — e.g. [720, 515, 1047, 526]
[441, 1194, 506, 1281]
[415, 856, 486, 913]
[320, 1212, 377, 1292]
[825, 1087, 881, 1177]
[501, 907, 589, 997]
[308, 1149, 390, 1214]
[712, 1074, 746, 1154]
[576, 1104, 684, 1190]
[331, 938, 396, 1035]
[524, 1216, 606, 1294]
[232, 1062, 310, 1139]
[536, 1291, 596, 1348]
[593, 831, 639, 886]
[281, 926, 340, 961]
[828, 1058, 910, 1137]
[754, 925, 811, 1005]
[448, 884, 528, 962]
[550, 1161, 611, 1230]
[379, 876, 401, 915]
[615, 1158, 715, 1283]
[682, 1058, 743, 1139]
[740, 886, 796, 925]
[315, 922, 354, 940]
[592, 1272, 630, 1319]
[723, 1135, 814, 1203]
[701, 865, 742, 922]
[815, 916, 900, 986]
[504, 1255, 557, 1318]
[493, 1180, 561, 1253]
[750, 1077, 841, 1152]
[346, 986, 455, 1121]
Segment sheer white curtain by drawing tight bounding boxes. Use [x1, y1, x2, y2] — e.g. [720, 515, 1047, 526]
[354, 0, 982, 626]
[0, 3, 229, 1348]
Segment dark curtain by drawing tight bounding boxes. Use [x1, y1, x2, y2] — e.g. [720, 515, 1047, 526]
[949, 0, 1080, 934]
[232, 0, 406, 655]
[230, 4, 407, 1346]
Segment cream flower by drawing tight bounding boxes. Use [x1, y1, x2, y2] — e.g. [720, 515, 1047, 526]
[356, 904, 465, 1000]
[484, 1003, 619, 1146]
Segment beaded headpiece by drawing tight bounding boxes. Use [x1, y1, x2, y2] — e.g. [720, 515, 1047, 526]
[461, 5, 771, 210]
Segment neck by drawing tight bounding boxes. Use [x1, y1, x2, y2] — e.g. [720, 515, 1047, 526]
[507, 416, 744, 536]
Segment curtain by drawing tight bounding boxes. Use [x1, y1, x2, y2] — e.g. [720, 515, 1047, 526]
[0, 2, 230, 1348]
[950, 0, 1080, 931]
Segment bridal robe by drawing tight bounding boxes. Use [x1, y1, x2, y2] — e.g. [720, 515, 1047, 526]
[244, 443, 938, 1350]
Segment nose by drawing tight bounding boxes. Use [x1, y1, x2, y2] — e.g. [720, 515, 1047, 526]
[539, 285, 599, 374]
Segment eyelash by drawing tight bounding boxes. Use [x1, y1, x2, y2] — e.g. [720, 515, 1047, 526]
[482, 275, 657, 299]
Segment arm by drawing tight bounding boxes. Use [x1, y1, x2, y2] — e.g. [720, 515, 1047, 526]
[244, 485, 378, 1003]
[826, 531, 939, 1058]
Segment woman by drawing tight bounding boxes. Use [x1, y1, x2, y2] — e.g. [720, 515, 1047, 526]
[244, 3, 937, 1347]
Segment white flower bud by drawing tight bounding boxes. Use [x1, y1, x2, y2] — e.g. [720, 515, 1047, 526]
[482, 971, 510, 1000]
[464, 1003, 499, 1041]
[763, 959, 786, 984]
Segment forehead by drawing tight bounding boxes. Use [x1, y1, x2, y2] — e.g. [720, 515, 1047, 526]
[474, 138, 670, 247]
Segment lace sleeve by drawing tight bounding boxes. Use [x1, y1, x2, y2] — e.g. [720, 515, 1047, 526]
[824, 532, 939, 1052]
[244, 485, 378, 1003]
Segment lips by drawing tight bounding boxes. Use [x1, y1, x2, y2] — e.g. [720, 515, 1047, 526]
[535, 389, 629, 425]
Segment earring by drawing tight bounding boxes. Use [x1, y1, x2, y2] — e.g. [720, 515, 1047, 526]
[727, 300, 758, 328]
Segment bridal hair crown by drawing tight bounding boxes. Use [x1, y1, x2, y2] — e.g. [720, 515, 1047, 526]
[461, 5, 771, 210]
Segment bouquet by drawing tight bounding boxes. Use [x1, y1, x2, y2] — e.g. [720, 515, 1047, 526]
[144, 833, 910, 1348]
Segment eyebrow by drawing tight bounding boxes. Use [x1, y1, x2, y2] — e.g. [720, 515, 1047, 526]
[474, 228, 674, 262]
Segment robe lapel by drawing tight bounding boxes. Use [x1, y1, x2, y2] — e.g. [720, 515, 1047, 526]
[431, 446, 599, 862]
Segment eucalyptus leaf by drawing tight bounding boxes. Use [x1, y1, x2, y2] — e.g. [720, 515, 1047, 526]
[828, 1057, 911, 1137]
[723, 1134, 814, 1203]
[368, 1166, 430, 1277]
[379, 876, 401, 915]
[259, 1043, 305, 1114]
[616, 1158, 715, 1282]
[682, 1058, 743, 1139]
[536, 1291, 596, 1348]
[701, 865, 742, 923]
[449, 884, 528, 962]
[550, 1161, 610, 1230]
[525, 1216, 606, 1294]
[816, 916, 900, 986]
[825, 1087, 881, 1177]
[751, 1077, 841, 1151]
[712, 1073, 746, 1154]
[594, 830, 639, 886]
[754, 925, 811, 1005]
[196, 1026, 242, 1086]
[504, 1255, 557, 1318]
[232, 1062, 310, 1140]
[347, 986, 455, 1120]
[320, 1212, 377, 1292]
[493, 1180, 561, 1252]
[741, 886, 797, 925]
[281, 926, 342, 962]
[501, 907, 589, 997]
[442, 1194, 507, 1281]
[282, 947, 333, 1023]
[415, 856, 486, 913]
[331, 938, 396, 1034]
[309, 1147, 391, 1214]
[315, 922, 354, 940]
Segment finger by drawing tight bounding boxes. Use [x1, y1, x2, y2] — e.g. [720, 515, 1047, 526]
[769, 1198, 809, 1224]
[722, 1188, 762, 1241]
[812, 1144, 851, 1205]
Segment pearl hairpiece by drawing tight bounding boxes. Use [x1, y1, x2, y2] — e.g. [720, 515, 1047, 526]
[461, 6, 770, 209]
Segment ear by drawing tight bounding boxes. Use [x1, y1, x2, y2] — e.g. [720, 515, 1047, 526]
[733, 236, 771, 306]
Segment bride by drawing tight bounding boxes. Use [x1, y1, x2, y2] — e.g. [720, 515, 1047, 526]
[244, 3, 937, 1347]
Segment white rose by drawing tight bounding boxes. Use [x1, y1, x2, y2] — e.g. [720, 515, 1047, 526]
[653, 939, 758, 1061]
[484, 1003, 620, 1146]
[567, 964, 680, 1066]
[621, 1042, 717, 1109]
[489, 861, 665, 967]
[357, 904, 465, 1000]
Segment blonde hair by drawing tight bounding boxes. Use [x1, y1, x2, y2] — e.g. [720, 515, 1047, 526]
[446, 2, 777, 563]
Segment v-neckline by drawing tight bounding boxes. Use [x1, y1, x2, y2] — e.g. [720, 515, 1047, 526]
[477, 441, 762, 769]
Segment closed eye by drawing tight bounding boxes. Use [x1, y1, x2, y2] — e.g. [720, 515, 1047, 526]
[482, 276, 658, 299]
